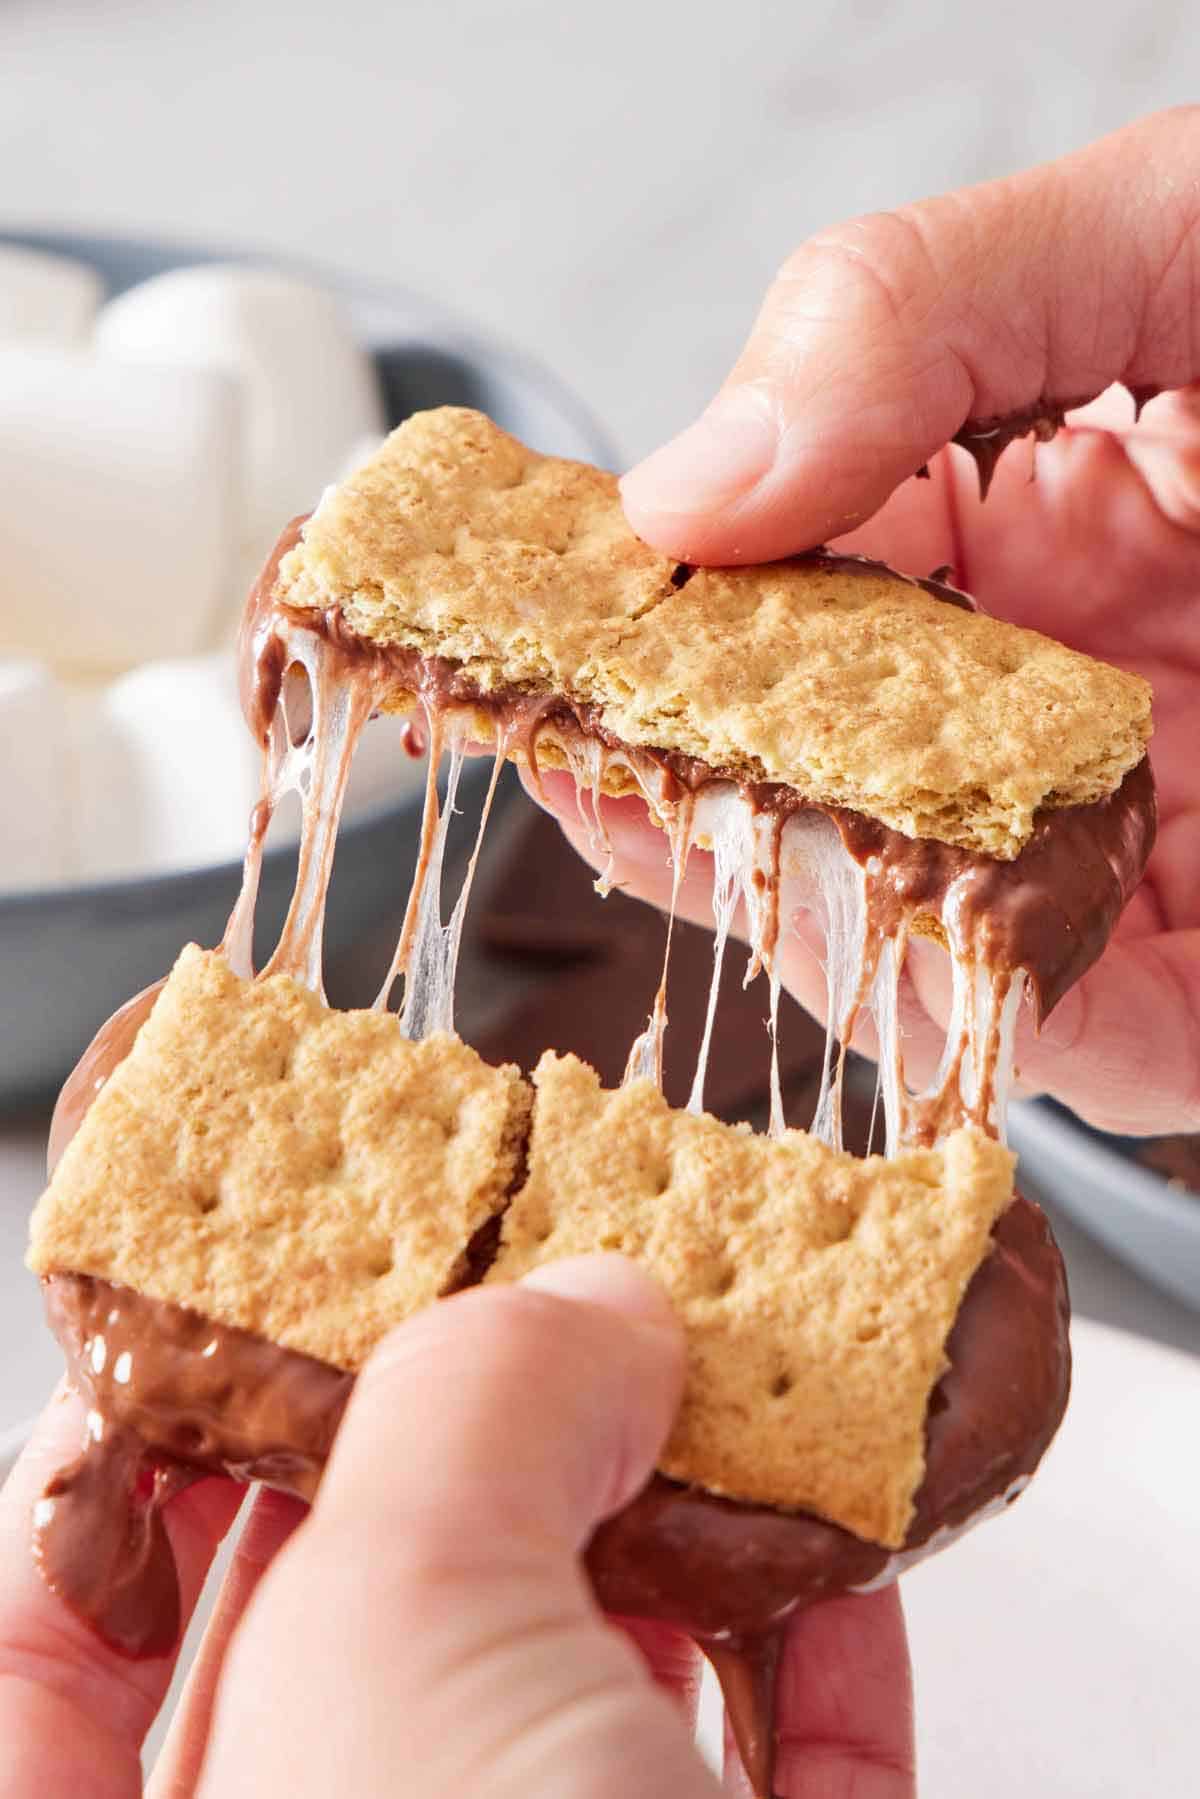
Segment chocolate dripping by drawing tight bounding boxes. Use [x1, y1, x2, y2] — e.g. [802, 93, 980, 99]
[705, 1633, 783, 1798]
[951, 398, 1078, 500]
[34, 1191, 1069, 1780]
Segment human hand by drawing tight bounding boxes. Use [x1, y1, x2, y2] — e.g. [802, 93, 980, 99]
[540, 107, 1200, 1138]
[0, 1256, 913, 1796]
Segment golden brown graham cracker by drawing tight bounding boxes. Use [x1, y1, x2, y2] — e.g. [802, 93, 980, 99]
[277, 407, 1150, 858]
[489, 1053, 1014, 1547]
[27, 946, 530, 1371]
[30, 953, 1012, 1546]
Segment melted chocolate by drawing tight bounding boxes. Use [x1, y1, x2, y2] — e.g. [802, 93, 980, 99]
[33, 1431, 194, 1661]
[36, 1194, 1067, 1792]
[833, 755, 1156, 1024]
[1125, 383, 1161, 423]
[551, 725, 1154, 1028]
[237, 515, 308, 746]
[36, 1275, 352, 1657]
[951, 398, 1084, 500]
[797, 546, 976, 611]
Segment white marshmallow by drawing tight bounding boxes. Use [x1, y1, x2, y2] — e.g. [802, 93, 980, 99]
[94, 266, 385, 568]
[2, 646, 436, 891]
[0, 245, 103, 346]
[0, 347, 241, 673]
[0, 660, 75, 889]
[74, 651, 263, 882]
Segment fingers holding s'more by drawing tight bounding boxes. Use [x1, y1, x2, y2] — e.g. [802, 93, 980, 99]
[0, 1384, 243, 1799]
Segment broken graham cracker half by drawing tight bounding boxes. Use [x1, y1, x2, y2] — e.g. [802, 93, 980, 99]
[274, 406, 1151, 858]
[30, 947, 1012, 1549]
[28, 945, 531, 1370]
[490, 1051, 1014, 1548]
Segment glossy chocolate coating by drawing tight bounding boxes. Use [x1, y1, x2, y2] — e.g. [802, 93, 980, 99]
[586, 1195, 1069, 1635]
[36, 1193, 1067, 1791]
[832, 756, 1156, 1023]
[951, 398, 1079, 499]
[237, 514, 307, 746]
[37, 1274, 353, 1657]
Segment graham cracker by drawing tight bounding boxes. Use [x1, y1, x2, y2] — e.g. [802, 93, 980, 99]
[27, 946, 530, 1371]
[30, 952, 1014, 1546]
[277, 407, 1151, 858]
[489, 1052, 1014, 1547]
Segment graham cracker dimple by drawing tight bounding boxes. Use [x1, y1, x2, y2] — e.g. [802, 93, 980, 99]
[27, 945, 530, 1372]
[489, 1052, 1015, 1548]
[278, 406, 1152, 858]
[29, 951, 1013, 1546]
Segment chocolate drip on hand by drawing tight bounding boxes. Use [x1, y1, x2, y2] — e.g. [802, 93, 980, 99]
[951, 398, 1083, 500]
[703, 1631, 785, 1798]
[32, 1425, 195, 1660]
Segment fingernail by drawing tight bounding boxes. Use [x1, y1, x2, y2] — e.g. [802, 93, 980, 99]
[621, 386, 779, 518]
[521, 1253, 680, 1339]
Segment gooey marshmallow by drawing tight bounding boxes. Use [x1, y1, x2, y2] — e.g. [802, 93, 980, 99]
[0, 347, 241, 674]
[0, 245, 103, 346]
[0, 258, 397, 893]
[94, 267, 385, 573]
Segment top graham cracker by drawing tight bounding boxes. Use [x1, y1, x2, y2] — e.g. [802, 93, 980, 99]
[275, 406, 1151, 857]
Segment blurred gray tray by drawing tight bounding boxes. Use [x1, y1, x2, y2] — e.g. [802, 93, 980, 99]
[1011, 1099, 1200, 1315]
[0, 229, 615, 1105]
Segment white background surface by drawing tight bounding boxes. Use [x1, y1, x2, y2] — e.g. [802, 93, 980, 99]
[2, 4, 1199, 1793]
[904, 1317, 1199, 1797]
[1, 0, 1198, 465]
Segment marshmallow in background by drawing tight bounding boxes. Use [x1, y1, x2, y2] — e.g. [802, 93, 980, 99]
[94, 266, 385, 576]
[1, 651, 436, 892]
[0, 347, 241, 673]
[0, 245, 103, 346]
[73, 651, 265, 882]
[338, 433, 388, 480]
[0, 661, 75, 888]
[71, 652, 429, 884]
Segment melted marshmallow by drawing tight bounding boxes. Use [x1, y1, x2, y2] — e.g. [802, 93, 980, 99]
[231, 638, 1029, 1153]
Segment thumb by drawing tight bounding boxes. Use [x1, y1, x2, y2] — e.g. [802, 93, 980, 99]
[198, 1256, 718, 1798]
[621, 106, 1200, 562]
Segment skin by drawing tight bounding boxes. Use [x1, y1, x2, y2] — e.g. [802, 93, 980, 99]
[610, 105, 1200, 1139]
[1, 104, 1197, 1798]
